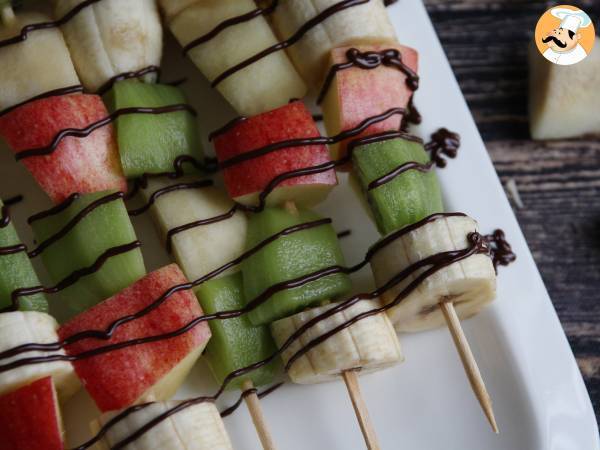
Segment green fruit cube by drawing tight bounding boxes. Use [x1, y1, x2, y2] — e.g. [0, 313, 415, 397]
[242, 207, 351, 325]
[104, 80, 203, 178]
[0, 200, 47, 312]
[196, 272, 280, 390]
[31, 191, 145, 318]
[353, 137, 444, 234]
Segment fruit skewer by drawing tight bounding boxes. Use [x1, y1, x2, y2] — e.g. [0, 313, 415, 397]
[319, 42, 501, 430]
[211, 104, 403, 448]
[138, 179, 280, 450]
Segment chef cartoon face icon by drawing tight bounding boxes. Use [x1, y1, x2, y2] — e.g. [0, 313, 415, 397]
[535, 6, 595, 66]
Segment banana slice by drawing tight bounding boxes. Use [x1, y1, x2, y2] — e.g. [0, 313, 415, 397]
[91, 400, 234, 450]
[271, 299, 402, 384]
[0, 311, 80, 401]
[369, 214, 496, 332]
[0, 11, 80, 111]
[52, 0, 163, 92]
[270, 0, 397, 87]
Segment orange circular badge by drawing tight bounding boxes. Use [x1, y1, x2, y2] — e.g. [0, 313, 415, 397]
[534, 5, 595, 65]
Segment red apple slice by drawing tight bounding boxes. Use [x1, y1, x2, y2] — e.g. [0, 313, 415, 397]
[321, 44, 419, 161]
[213, 101, 337, 207]
[0, 94, 126, 204]
[58, 264, 210, 412]
[0, 376, 64, 450]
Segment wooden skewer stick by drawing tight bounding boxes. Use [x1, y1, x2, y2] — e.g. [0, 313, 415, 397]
[242, 379, 278, 450]
[440, 301, 499, 434]
[342, 369, 381, 450]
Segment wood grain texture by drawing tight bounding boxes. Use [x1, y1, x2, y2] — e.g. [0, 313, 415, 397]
[424, 0, 600, 416]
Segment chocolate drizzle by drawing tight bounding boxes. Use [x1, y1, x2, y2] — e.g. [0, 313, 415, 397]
[0, 244, 27, 256]
[220, 382, 284, 418]
[0, 85, 84, 118]
[317, 47, 419, 104]
[337, 229, 352, 239]
[210, 0, 370, 87]
[367, 160, 434, 191]
[182, 1, 279, 55]
[2, 195, 24, 207]
[127, 180, 213, 216]
[425, 128, 460, 168]
[14, 105, 198, 161]
[0, 0, 103, 49]
[401, 98, 422, 130]
[484, 229, 516, 271]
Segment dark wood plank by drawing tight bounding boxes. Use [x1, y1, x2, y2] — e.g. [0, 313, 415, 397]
[424, 0, 600, 416]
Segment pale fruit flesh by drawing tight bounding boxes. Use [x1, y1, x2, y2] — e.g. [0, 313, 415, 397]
[141, 178, 247, 282]
[169, 0, 307, 116]
[529, 37, 600, 140]
[53, 0, 163, 92]
[0, 11, 80, 110]
[271, 0, 397, 88]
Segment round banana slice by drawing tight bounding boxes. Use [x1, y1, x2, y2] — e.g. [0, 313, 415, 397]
[91, 401, 233, 450]
[0, 12, 80, 111]
[369, 214, 496, 333]
[53, 0, 163, 92]
[0, 311, 80, 401]
[271, 299, 402, 384]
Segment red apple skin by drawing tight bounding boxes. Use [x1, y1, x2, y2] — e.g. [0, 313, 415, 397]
[0, 93, 126, 204]
[0, 376, 64, 450]
[213, 101, 337, 201]
[58, 264, 210, 412]
[322, 44, 419, 160]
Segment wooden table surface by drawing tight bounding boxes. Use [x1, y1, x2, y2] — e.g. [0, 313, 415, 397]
[424, 0, 600, 417]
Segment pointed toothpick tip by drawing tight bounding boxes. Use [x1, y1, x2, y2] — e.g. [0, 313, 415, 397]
[439, 301, 499, 434]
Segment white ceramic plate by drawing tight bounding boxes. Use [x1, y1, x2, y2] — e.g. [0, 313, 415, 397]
[1, 0, 598, 449]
